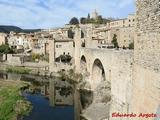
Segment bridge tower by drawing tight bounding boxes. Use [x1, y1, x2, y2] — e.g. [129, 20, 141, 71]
[85, 27, 93, 48]
[74, 28, 82, 72]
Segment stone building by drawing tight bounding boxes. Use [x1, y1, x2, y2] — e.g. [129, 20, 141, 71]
[7, 31, 50, 54]
[51, 27, 75, 60]
[55, 39, 74, 59]
[31, 32, 50, 54]
[107, 14, 135, 28]
[132, 0, 160, 118]
[7, 32, 30, 50]
[48, 27, 76, 72]
[106, 14, 135, 48]
[0, 33, 6, 45]
[108, 26, 134, 48]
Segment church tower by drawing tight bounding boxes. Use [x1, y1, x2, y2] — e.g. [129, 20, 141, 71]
[91, 9, 98, 19]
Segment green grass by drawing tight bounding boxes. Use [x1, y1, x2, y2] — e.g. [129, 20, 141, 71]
[6, 66, 31, 74]
[0, 81, 32, 120]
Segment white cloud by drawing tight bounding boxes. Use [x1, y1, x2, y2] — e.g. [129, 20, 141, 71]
[119, 0, 135, 8]
[0, 0, 135, 29]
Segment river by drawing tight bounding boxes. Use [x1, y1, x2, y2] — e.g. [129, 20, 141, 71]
[0, 72, 75, 120]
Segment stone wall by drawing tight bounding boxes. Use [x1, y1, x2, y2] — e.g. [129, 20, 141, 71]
[6, 54, 22, 65]
[55, 41, 74, 58]
[135, 0, 160, 69]
[132, 0, 160, 118]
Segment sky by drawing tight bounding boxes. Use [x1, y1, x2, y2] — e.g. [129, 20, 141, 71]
[0, 0, 135, 29]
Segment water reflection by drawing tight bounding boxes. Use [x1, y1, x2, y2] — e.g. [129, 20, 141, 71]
[21, 75, 74, 106]
[0, 73, 74, 120]
[0, 72, 94, 120]
[21, 75, 74, 120]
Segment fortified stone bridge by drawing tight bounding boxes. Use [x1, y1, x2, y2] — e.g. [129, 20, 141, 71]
[49, 29, 134, 116]
[75, 47, 133, 115]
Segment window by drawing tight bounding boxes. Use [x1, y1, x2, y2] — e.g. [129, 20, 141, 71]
[56, 44, 62, 48]
[129, 19, 131, 22]
[73, 42, 75, 47]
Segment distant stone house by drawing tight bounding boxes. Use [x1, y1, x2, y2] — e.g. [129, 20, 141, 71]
[0, 33, 7, 45]
[7, 32, 30, 51]
[55, 39, 74, 59]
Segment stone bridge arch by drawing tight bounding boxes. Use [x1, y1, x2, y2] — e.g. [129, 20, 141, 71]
[90, 58, 106, 89]
[80, 55, 88, 74]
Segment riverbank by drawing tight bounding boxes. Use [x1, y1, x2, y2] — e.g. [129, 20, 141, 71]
[0, 67, 84, 120]
[0, 63, 49, 76]
[0, 80, 32, 120]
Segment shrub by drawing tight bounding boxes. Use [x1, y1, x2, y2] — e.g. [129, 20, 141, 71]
[129, 42, 134, 49]
[0, 44, 14, 54]
[31, 53, 40, 61]
[7, 66, 31, 74]
[57, 69, 83, 84]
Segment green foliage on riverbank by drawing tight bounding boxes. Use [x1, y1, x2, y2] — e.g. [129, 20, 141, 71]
[57, 69, 83, 84]
[0, 81, 32, 120]
[0, 44, 14, 54]
[7, 66, 31, 74]
[129, 42, 134, 49]
[31, 53, 49, 62]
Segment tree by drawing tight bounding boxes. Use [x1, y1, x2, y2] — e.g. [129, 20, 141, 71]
[69, 17, 79, 25]
[87, 13, 90, 19]
[129, 42, 134, 49]
[102, 18, 110, 24]
[56, 54, 72, 63]
[0, 44, 14, 54]
[87, 18, 95, 24]
[80, 17, 86, 24]
[86, 13, 91, 23]
[111, 34, 119, 48]
[96, 15, 103, 24]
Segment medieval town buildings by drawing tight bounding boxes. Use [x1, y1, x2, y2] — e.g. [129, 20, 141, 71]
[0, 12, 135, 55]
